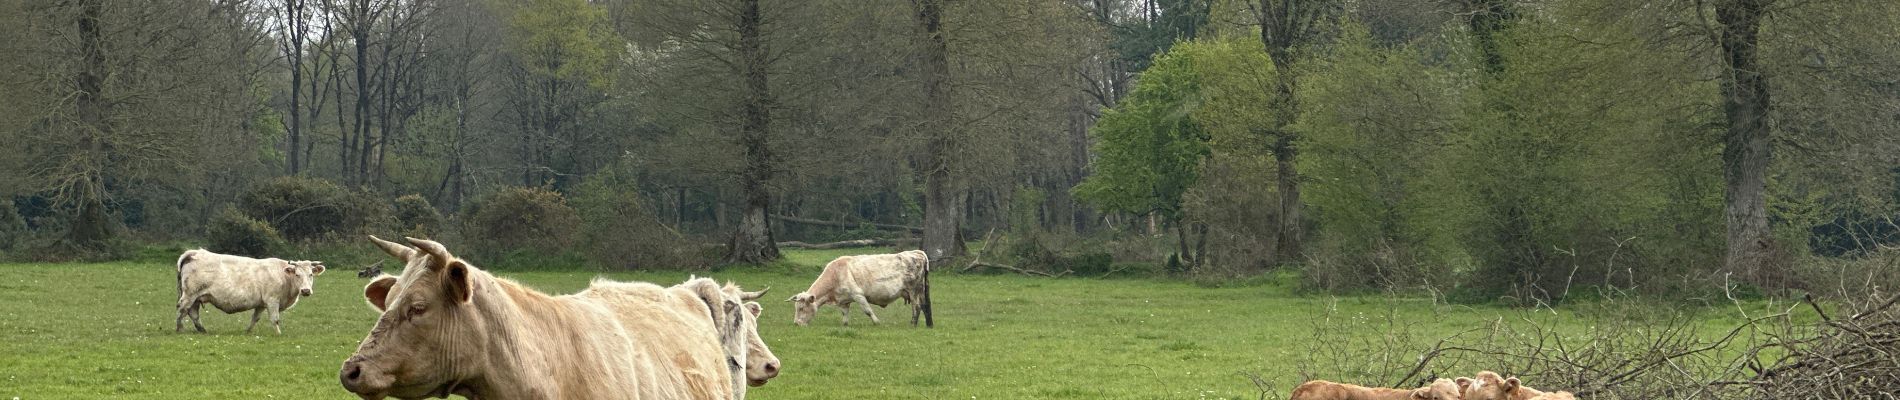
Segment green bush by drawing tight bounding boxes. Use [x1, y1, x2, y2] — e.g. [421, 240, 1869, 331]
[571, 166, 706, 269]
[238, 177, 366, 241]
[466, 187, 580, 257]
[0, 200, 23, 250]
[393, 194, 443, 238]
[206, 207, 284, 258]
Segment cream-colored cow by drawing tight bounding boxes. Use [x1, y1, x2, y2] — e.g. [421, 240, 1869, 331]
[338, 237, 731, 400]
[787, 250, 931, 327]
[175, 249, 325, 334]
[1290, 378, 1463, 400]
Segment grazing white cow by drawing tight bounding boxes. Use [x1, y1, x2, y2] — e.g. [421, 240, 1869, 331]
[787, 249, 931, 327]
[174, 249, 325, 334]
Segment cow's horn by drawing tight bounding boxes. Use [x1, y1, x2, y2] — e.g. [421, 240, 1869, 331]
[368, 236, 416, 259]
[741, 287, 770, 301]
[403, 237, 452, 263]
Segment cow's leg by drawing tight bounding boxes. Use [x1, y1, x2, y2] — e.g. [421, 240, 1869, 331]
[175, 294, 192, 333]
[839, 303, 850, 326]
[910, 291, 921, 327]
[188, 298, 207, 333]
[267, 301, 284, 334]
[851, 294, 881, 324]
[245, 309, 263, 333]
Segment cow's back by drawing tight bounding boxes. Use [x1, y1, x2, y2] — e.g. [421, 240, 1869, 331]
[580, 281, 732, 400]
[842, 254, 912, 306]
[180, 251, 288, 312]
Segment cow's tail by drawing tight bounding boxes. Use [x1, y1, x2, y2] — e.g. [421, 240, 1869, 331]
[175, 250, 197, 300]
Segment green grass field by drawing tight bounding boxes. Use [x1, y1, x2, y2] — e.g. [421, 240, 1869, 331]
[0, 248, 1764, 399]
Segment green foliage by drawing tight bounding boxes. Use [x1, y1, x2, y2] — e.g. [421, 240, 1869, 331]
[497, 0, 616, 88]
[465, 186, 580, 257]
[1108, 0, 1211, 72]
[1075, 42, 1213, 221]
[0, 200, 22, 250]
[238, 177, 373, 242]
[570, 161, 705, 270]
[392, 194, 443, 238]
[204, 207, 283, 258]
[1292, 25, 1465, 290]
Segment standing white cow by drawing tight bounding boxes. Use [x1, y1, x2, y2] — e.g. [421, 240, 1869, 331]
[175, 249, 326, 334]
[787, 249, 932, 327]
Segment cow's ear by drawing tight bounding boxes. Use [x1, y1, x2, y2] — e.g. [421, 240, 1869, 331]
[1455, 377, 1473, 391]
[443, 260, 473, 304]
[745, 302, 763, 317]
[312, 263, 326, 275]
[1410, 388, 1429, 400]
[1502, 377, 1519, 392]
[364, 275, 399, 312]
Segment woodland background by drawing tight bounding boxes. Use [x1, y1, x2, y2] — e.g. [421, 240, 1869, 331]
[2, 0, 1898, 305]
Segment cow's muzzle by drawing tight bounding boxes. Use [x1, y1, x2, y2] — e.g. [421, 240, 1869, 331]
[300, 289, 314, 297]
[339, 356, 386, 399]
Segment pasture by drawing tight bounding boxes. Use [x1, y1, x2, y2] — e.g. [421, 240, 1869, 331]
[0, 248, 1750, 399]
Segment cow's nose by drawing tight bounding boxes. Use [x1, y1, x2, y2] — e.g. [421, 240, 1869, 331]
[301, 289, 313, 297]
[340, 360, 365, 390]
[763, 361, 780, 377]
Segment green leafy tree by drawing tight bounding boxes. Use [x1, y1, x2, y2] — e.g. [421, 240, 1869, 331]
[1076, 43, 1212, 227]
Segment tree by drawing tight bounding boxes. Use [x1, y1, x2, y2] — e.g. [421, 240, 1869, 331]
[1075, 43, 1212, 250]
[912, 0, 963, 260]
[1250, 0, 1342, 265]
[1713, 0, 1774, 281]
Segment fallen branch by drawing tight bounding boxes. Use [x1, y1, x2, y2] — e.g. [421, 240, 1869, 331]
[967, 261, 1070, 278]
[776, 238, 919, 249]
[769, 214, 922, 233]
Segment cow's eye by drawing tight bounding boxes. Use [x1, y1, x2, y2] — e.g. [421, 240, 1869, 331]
[408, 304, 427, 317]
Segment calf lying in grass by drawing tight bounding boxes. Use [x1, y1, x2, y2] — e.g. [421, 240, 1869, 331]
[1290, 378, 1462, 400]
[1456, 371, 1575, 400]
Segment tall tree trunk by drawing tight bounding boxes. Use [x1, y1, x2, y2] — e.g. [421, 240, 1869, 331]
[286, 0, 306, 175]
[1257, 0, 1331, 266]
[350, 0, 373, 186]
[1716, 0, 1773, 281]
[914, 0, 963, 260]
[1272, 134, 1302, 263]
[69, 0, 113, 247]
[727, 0, 780, 264]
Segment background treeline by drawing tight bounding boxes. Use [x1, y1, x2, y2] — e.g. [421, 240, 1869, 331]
[0, 0, 1896, 304]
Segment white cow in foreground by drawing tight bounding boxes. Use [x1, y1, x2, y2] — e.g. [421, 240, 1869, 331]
[788, 249, 932, 327]
[175, 249, 326, 334]
[340, 236, 736, 400]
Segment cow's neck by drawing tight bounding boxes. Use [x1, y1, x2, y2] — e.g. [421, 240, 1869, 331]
[462, 271, 566, 399]
[465, 271, 604, 398]
[806, 263, 843, 303]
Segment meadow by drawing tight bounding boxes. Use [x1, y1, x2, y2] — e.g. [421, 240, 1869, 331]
[0, 248, 1764, 399]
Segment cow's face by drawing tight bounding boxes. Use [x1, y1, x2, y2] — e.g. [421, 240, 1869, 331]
[1456, 372, 1520, 400]
[788, 292, 817, 326]
[720, 284, 780, 386]
[340, 237, 488, 400]
[1411, 378, 1460, 400]
[739, 302, 780, 386]
[284, 260, 325, 297]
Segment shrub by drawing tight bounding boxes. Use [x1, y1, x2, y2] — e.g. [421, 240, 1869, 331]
[0, 200, 23, 250]
[238, 177, 361, 241]
[206, 207, 284, 257]
[571, 167, 706, 269]
[393, 194, 443, 238]
[465, 187, 580, 257]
